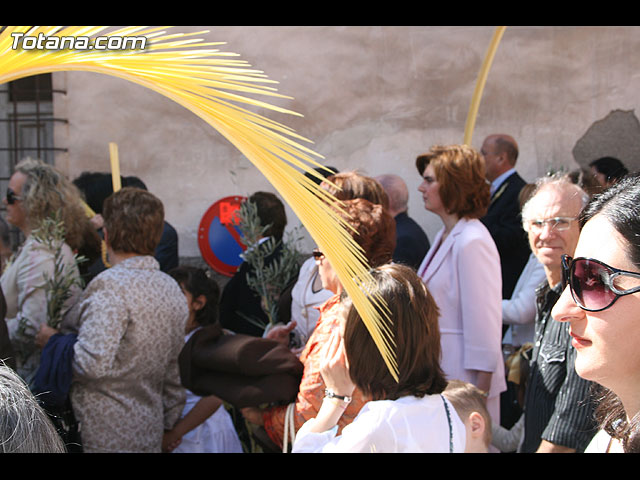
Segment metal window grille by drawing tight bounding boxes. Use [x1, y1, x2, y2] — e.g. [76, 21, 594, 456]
[0, 73, 68, 250]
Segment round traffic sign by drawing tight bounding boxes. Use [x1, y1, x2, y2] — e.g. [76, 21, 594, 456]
[198, 196, 247, 277]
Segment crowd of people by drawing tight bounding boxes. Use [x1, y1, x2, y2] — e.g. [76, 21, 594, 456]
[0, 133, 639, 453]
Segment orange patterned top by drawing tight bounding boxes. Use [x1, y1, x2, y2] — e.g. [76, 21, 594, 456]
[263, 294, 369, 448]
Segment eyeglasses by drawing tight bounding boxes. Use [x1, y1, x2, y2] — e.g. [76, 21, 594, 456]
[561, 255, 640, 311]
[312, 248, 324, 260]
[5, 188, 21, 205]
[527, 216, 576, 233]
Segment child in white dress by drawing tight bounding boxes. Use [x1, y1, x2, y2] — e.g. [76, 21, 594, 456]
[164, 266, 243, 453]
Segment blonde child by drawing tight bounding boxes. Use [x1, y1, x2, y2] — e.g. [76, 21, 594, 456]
[443, 380, 492, 453]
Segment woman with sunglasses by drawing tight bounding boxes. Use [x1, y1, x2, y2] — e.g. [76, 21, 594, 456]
[552, 174, 640, 453]
[267, 171, 390, 350]
[243, 197, 396, 451]
[1, 159, 99, 384]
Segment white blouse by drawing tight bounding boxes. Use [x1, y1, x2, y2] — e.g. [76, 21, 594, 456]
[585, 429, 624, 453]
[1, 236, 82, 383]
[292, 394, 466, 453]
[289, 257, 333, 347]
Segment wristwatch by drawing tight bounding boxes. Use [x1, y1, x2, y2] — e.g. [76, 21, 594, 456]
[324, 388, 352, 404]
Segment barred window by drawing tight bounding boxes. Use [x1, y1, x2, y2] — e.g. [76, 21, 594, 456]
[0, 73, 67, 250]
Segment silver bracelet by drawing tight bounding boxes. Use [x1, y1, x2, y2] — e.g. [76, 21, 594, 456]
[324, 388, 352, 404]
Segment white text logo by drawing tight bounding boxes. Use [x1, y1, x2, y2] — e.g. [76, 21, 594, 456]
[11, 33, 148, 51]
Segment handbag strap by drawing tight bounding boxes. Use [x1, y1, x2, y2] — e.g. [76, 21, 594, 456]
[440, 395, 454, 453]
[282, 402, 296, 453]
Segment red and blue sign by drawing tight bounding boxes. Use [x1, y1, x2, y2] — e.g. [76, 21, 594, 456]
[198, 196, 247, 277]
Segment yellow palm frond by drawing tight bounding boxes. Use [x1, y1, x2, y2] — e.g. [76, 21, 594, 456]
[463, 26, 506, 146]
[0, 26, 398, 380]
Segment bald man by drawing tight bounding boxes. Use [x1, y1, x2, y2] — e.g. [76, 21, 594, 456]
[479, 134, 531, 300]
[375, 174, 430, 270]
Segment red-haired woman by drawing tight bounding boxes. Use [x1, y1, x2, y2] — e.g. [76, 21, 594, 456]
[415, 144, 505, 427]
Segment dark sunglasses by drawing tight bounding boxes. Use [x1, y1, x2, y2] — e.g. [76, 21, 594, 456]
[312, 248, 324, 260]
[561, 254, 640, 312]
[6, 188, 21, 205]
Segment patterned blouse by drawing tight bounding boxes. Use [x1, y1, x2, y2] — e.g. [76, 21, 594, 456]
[70, 256, 188, 453]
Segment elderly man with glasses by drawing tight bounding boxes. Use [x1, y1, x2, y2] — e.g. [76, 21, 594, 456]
[517, 174, 597, 453]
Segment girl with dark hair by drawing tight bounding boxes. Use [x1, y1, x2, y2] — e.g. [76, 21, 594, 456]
[552, 174, 640, 452]
[291, 263, 466, 452]
[164, 266, 243, 453]
[170, 266, 221, 329]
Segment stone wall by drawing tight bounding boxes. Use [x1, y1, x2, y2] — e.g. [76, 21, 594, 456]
[52, 26, 640, 272]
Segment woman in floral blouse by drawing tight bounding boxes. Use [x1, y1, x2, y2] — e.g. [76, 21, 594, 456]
[38, 187, 188, 452]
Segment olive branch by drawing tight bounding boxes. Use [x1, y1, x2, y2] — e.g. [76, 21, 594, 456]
[30, 212, 87, 329]
[234, 199, 303, 331]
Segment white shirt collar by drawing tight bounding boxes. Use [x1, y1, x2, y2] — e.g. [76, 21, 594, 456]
[490, 167, 516, 196]
[243, 236, 271, 255]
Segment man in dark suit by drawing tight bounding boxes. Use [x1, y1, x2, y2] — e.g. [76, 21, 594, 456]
[479, 134, 531, 300]
[154, 222, 179, 273]
[74, 172, 180, 276]
[219, 192, 288, 337]
[376, 174, 430, 271]
[121, 176, 179, 273]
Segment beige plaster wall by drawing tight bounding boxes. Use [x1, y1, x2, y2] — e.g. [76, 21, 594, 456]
[52, 26, 640, 261]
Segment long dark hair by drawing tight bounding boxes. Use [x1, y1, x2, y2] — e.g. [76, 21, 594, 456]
[580, 173, 640, 452]
[169, 266, 221, 328]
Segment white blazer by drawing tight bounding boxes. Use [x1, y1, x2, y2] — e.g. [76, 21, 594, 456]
[418, 218, 506, 420]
